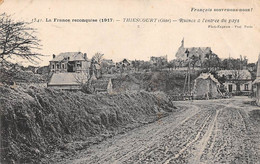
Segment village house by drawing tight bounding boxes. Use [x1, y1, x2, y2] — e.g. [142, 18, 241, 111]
[193, 73, 222, 99]
[115, 59, 132, 72]
[175, 39, 212, 63]
[253, 54, 260, 106]
[217, 69, 253, 95]
[49, 52, 91, 73]
[47, 52, 91, 90]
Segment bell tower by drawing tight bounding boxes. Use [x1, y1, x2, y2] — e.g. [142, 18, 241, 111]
[181, 38, 184, 47]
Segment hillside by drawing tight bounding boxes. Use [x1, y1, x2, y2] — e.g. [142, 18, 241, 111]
[0, 86, 177, 163]
[111, 70, 201, 94]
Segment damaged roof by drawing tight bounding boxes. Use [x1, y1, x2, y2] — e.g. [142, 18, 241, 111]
[176, 47, 211, 59]
[50, 52, 87, 62]
[195, 73, 220, 85]
[217, 70, 252, 80]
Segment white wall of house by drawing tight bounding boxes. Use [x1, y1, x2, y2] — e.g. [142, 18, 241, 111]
[50, 61, 91, 73]
[50, 61, 67, 72]
[223, 81, 252, 92]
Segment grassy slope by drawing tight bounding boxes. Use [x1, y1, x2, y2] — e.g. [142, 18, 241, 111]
[0, 86, 176, 163]
[112, 70, 201, 94]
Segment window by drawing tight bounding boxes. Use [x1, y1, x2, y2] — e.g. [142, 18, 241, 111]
[228, 75, 232, 79]
[52, 64, 55, 69]
[228, 84, 233, 92]
[77, 62, 81, 68]
[56, 64, 60, 69]
[62, 64, 65, 69]
[245, 84, 249, 91]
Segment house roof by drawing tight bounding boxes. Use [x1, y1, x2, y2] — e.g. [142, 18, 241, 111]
[195, 73, 220, 86]
[217, 70, 252, 80]
[48, 72, 88, 86]
[50, 52, 87, 62]
[176, 46, 211, 59]
[122, 59, 131, 63]
[175, 39, 212, 60]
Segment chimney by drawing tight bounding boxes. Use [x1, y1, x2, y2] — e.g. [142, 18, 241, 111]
[83, 53, 87, 60]
[257, 54, 260, 77]
[53, 54, 55, 58]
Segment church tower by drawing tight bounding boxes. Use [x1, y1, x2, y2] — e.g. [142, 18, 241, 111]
[181, 38, 184, 47]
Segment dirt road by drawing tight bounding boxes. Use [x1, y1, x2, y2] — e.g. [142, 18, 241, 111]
[55, 97, 260, 164]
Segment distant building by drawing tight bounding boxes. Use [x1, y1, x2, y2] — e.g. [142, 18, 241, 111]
[193, 73, 221, 99]
[175, 38, 212, 62]
[253, 54, 260, 106]
[150, 56, 167, 66]
[217, 70, 253, 95]
[48, 52, 91, 90]
[116, 59, 132, 71]
[50, 52, 91, 73]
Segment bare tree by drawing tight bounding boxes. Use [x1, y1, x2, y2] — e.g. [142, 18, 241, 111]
[0, 13, 42, 65]
[73, 71, 94, 94]
[90, 52, 104, 78]
[91, 52, 104, 64]
[74, 71, 89, 85]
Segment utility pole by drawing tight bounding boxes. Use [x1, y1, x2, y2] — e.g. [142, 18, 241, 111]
[183, 49, 191, 96]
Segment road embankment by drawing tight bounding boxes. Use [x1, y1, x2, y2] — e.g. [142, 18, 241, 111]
[0, 86, 176, 163]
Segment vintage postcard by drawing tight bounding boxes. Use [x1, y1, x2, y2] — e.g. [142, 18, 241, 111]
[0, 0, 260, 163]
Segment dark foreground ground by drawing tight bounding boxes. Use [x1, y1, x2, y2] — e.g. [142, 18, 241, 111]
[50, 97, 260, 164]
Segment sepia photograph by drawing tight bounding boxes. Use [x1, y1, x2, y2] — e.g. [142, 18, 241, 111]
[0, 0, 260, 163]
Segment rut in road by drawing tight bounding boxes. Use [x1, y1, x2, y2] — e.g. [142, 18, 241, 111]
[55, 99, 260, 164]
[60, 104, 200, 164]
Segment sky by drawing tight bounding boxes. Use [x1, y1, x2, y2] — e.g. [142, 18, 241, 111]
[0, 0, 260, 66]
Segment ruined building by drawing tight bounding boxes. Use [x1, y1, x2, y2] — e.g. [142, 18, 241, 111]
[50, 52, 90, 73]
[175, 38, 212, 62]
[217, 70, 253, 95]
[193, 73, 221, 99]
[48, 52, 91, 90]
[253, 54, 260, 106]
